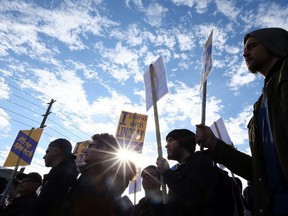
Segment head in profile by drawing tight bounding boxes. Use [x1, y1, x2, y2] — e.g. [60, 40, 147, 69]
[43, 138, 76, 167]
[141, 165, 161, 192]
[165, 129, 196, 163]
[17, 172, 42, 196]
[84, 133, 120, 167]
[243, 28, 288, 75]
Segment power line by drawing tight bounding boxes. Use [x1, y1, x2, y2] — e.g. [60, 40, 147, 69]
[0, 105, 41, 125]
[1, 97, 88, 142]
[1, 94, 89, 139]
[2, 98, 42, 115]
[55, 101, 97, 129]
[49, 112, 92, 138]
[1, 71, 97, 140]
[0, 82, 46, 110]
[0, 113, 34, 129]
[47, 118, 87, 141]
[2, 71, 97, 132]
[1, 71, 47, 99]
[44, 125, 77, 143]
[0, 113, 78, 143]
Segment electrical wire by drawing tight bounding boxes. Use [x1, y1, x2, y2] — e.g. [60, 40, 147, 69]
[1, 72, 97, 138]
[0, 105, 41, 125]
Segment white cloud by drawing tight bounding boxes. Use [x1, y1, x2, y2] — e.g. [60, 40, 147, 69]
[0, 77, 11, 133]
[215, 0, 240, 20]
[0, 77, 10, 99]
[125, 0, 144, 10]
[225, 105, 252, 146]
[228, 61, 256, 90]
[110, 24, 144, 47]
[66, 61, 99, 80]
[0, 109, 10, 133]
[157, 81, 222, 131]
[21, 68, 89, 114]
[0, 0, 119, 60]
[195, 0, 211, 13]
[144, 3, 168, 27]
[96, 42, 143, 82]
[172, 0, 211, 13]
[254, 2, 288, 29]
[176, 32, 196, 51]
[0, 18, 53, 58]
[241, 2, 288, 30]
[154, 30, 176, 50]
[172, 0, 195, 7]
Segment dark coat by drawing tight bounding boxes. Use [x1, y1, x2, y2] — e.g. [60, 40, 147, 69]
[2, 192, 37, 216]
[248, 58, 288, 215]
[1, 192, 37, 216]
[59, 164, 118, 216]
[31, 158, 78, 216]
[212, 58, 288, 216]
[163, 152, 217, 216]
[132, 194, 164, 216]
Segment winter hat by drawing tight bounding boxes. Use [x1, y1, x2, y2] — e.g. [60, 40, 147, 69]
[166, 129, 196, 153]
[244, 28, 288, 59]
[49, 138, 76, 159]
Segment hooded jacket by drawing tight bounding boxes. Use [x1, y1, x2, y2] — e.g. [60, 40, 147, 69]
[212, 28, 288, 216]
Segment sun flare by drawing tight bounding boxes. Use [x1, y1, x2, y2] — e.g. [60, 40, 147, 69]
[117, 149, 135, 161]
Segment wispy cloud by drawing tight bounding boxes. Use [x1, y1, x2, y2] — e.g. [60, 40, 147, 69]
[215, 0, 240, 20]
[172, 0, 211, 13]
[228, 61, 256, 90]
[225, 105, 252, 146]
[144, 3, 169, 27]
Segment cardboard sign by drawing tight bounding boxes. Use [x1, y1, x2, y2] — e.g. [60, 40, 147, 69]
[4, 128, 43, 167]
[116, 111, 148, 153]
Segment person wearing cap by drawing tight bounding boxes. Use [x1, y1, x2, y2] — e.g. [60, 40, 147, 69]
[156, 129, 218, 216]
[30, 138, 78, 216]
[196, 27, 288, 216]
[3, 172, 42, 216]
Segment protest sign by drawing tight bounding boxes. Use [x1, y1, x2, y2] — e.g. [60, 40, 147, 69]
[73, 140, 90, 168]
[144, 56, 168, 111]
[3, 128, 43, 167]
[116, 111, 148, 153]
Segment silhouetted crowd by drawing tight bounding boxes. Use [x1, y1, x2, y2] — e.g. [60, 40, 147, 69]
[0, 27, 288, 216]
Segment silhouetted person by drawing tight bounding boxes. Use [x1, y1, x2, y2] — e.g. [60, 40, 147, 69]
[2, 172, 42, 216]
[157, 129, 219, 216]
[60, 133, 136, 216]
[30, 138, 78, 216]
[196, 28, 288, 216]
[132, 165, 164, 216]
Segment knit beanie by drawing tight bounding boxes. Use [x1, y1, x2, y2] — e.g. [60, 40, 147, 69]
[166, 129, 196, 153]
[244, 28, 288, 59]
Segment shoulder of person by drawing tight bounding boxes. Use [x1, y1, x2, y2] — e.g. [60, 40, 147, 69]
[192, 150, 214, 162]
[183, 151, 214, 170]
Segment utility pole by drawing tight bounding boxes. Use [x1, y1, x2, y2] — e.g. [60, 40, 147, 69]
[40, 99, 56, 128]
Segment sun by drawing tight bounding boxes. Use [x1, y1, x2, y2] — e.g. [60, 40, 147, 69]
[117, 148, 139, 164]
[117, 148, 136, 162]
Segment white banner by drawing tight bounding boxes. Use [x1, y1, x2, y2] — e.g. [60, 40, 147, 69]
[200, 30, 213, 90]
[144, 56, 168, 111]
[210, 117, 232, 145]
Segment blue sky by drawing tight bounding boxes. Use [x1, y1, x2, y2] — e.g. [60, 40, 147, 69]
[0, 0, 287, 198]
